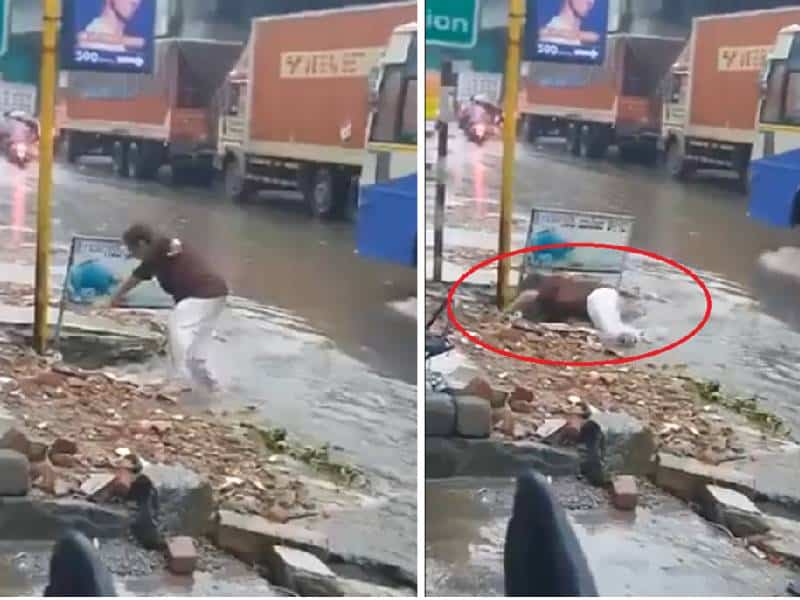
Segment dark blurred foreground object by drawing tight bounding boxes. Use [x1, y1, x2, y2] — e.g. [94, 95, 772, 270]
[45, 530, 117, 596]
[505, 471, 597, 596]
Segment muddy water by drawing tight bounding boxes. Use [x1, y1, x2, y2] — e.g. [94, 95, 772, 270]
[427, 134, 800, 434]
[0, 160, 416, 574]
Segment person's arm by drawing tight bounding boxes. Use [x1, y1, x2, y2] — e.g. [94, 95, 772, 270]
[110, 275, 142, 308]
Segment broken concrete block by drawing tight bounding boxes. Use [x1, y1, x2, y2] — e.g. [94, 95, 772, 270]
[457, 377, 507, 408]
[655, 453, 755, 502]
[582, 411, 657, 478]
[265, 545, 340, 596]
[166, 536, 198, 575]
[702, 485, 769, 538]
[537, 419, 567, 442]
[215, 510, 329, 564]
[611, 475, 638, 511]
[508, 386, 534, 405]
[337, 578, 414, 597]
[0, 449, 29, 496]
[80, 474, 116, 500]
[50, 438, 78, 455]
[142, 463, 215, 536]
[425, 392, 456, 437]
[454, 396, 492, 438]
[753, 515, 800, 564]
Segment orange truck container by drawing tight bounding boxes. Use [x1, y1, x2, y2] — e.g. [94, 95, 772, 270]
[216, 2, 416, 216]
[661, 7, 800, 184]
[520, 34, 683, 162]
[59, 39, 242, 184]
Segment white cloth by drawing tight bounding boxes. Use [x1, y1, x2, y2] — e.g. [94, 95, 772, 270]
[586, 288, 640, 346]
[168, 296, 226, 384]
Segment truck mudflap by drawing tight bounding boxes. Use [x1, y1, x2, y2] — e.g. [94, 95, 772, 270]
[357, 173, 416, 267]
[749, 149, 800, 227]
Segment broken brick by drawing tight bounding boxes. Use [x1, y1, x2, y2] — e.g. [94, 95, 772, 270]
[508, 385, 534, 405]
[0, 427, 31, 457]
[267, 505, 291, 524]
[50, 438, 78, 455]
[28, 371, 66, 388]
[49, 453, 78, 468]
[459, 377, 506, 408]
[611, 475, 638, 511]
[166, 537, 198, 575]
[509, 399, 534, 414]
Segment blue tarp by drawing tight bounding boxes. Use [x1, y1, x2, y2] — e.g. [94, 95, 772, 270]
[357, 174, 417, 267]
[749, 149, 800, 228]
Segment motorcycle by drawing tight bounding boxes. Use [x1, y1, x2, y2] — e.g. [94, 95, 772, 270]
[8, 141, 31, 168]
[467, 120, 489, 146]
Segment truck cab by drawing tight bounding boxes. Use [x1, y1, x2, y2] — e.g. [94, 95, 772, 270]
[355, 23, 417, 267]
[749, 24, 800, 227]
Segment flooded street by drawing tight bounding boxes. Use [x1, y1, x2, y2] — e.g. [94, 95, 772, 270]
[0, 159, 416, 575]
[426, 133, 800, 434]
[425, 131, 800, 595]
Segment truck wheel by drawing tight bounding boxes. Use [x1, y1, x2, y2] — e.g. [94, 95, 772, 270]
[344, 177, 359, 223]
[666, 141, 691, 180]
[62, 131, 81, 164]
[307, 169, 336, 219]
[127, 142, 156, 180]
[112, 141, 129, 178]
[567, 124, 581, 156]
[579, 125, 608, 159]
[224, 158, 250, 203]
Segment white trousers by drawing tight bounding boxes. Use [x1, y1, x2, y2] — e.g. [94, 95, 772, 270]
[168, 296, 226, 383]
[586, 288, 640, 346]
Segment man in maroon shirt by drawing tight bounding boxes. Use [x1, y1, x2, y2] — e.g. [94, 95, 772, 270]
[111, 224, 228, 387]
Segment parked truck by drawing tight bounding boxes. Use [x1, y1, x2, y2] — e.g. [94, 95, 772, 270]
[216, 2, 416, 219]
[661, 7, 800, 186]
[748, 24, 800, 228]
[58, 39, 242, 184]
[520, 34, 683, 162]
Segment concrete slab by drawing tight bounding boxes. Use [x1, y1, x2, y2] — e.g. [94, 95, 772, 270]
[732, 449, 800, 511]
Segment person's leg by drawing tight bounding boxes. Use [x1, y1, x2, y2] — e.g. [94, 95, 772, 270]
[168, 299, 202, 382]
[185, 296, 226, 386]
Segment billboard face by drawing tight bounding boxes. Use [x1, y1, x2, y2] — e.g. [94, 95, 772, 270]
[61, 0, 156, 73]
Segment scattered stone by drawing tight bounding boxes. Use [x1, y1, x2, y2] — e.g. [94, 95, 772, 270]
[458, 377, 506, 408]
[264, 545, 340, 596]
[508, 385, 534, 405]
[0, 427, 31, 457]
[141, 463, 214, 536]
[425, 392, 456, 437]
[32, 461, 57, 494]
[50, 453, 78, 469]
[536, 419, 568, 442]
[654, 453, 755, 502]
[702, 484, 769, 538]
[50, 438, 78, 455]
[611, 475, 638, 511]
[28, 441, 47, 463]
[80, 473, 116, 500]
[267, 505, 290, 524]
[0, 498, 128, 539]
[166, 536, 198, 575]
[215, 510, 329, 563]
[509, 399, 534, 414]
[0, 449, 30, 496]
[28, 371, 66, 388]
[582, 411, 657, 477]
[454, 396, 492, 438]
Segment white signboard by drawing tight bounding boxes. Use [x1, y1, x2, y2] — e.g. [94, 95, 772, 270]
[280, 47, 384, 79]
[521, 208, 635, 276]
[456, 71, 503, 104]
[63, 236, 173, 308]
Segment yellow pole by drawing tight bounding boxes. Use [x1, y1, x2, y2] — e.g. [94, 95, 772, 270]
[497, 0, 525, 309]
[33, 0, 60, 354]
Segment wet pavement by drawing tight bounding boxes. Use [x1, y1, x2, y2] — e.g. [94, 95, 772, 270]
[0, 158, 416, 578]
[426, 132, 800, 435]
[425, 478, 795, 597]
[425, 131, 800, 595]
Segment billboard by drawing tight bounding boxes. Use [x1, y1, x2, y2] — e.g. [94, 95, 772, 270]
[520, 208, 635, 277]
[60, 0, 156, 73]
[525, 0, 609, 65]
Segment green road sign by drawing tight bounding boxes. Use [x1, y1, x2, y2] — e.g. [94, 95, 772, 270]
[426, 0, 480, 49]
[0, 0, 8, 57]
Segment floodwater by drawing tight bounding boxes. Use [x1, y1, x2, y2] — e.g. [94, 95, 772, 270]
[426, 133, 800, 434]
[0, 158, 417, 576]
[424, 132, 800, 596]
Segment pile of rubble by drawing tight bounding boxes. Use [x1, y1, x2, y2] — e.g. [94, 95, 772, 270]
[429, 287, 788, 465]
[0, 343, 322, 525]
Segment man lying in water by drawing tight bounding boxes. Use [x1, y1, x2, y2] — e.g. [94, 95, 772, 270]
[508, 273, 642, 346]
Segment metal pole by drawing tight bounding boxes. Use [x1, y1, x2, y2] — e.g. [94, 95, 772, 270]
[33, 0, 60, 354]
[432, 120, 447, 282]
[497, 0, 525, 309]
